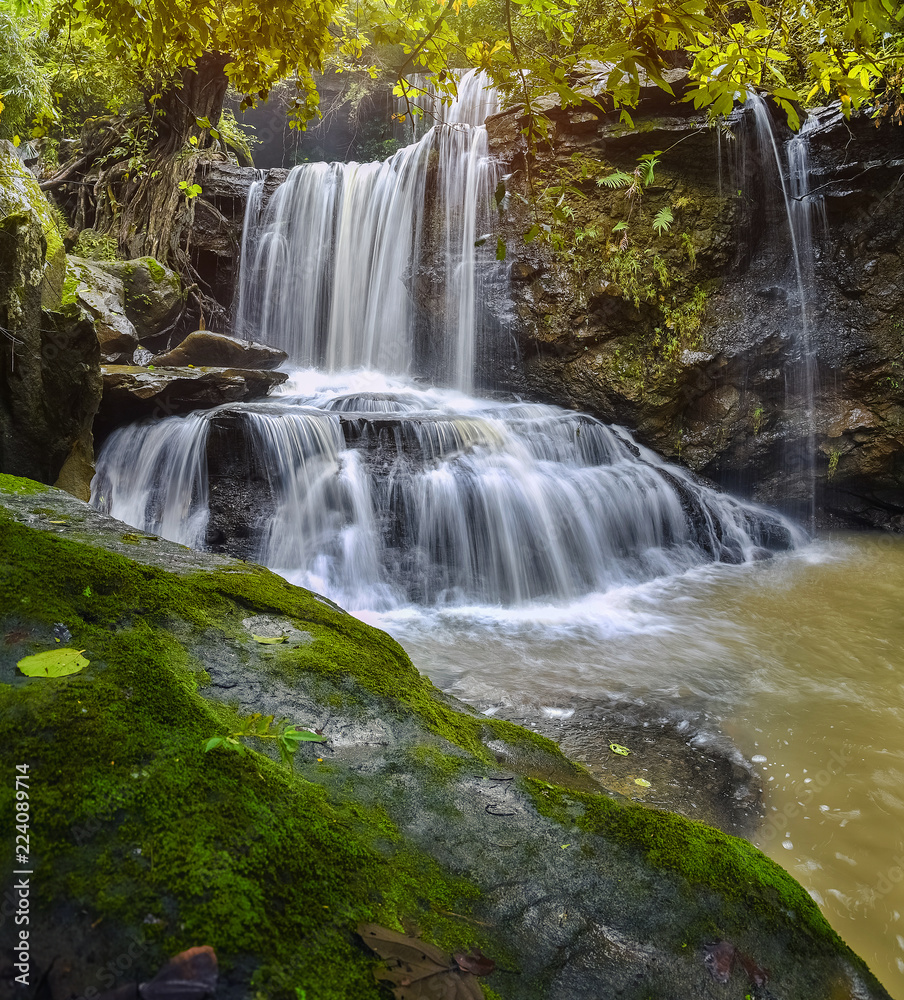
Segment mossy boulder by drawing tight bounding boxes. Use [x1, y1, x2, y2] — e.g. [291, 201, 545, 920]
[111, 256, 184, 343]
[0, 476, 892, 1000]
[65, 256, 185, 362]
[0, 144, 101, 500]
[0, 140, 66, 309]
[65, 257, 139, 363]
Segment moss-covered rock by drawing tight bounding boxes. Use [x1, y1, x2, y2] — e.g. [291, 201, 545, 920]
[0, 477, 892, 1000]
[0, 140, 66, 309]
[112, 256, 184, 343]
[65, 257, 139, 363]
[0, 144, 101, 501]
[65, 255, 185, 362]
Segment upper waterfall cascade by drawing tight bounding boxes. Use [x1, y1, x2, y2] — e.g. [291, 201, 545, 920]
[233, 70, 503, 393]
[94, 81, 805, 610]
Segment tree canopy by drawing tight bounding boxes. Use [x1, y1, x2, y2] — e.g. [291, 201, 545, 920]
[1, 0, 903, 151]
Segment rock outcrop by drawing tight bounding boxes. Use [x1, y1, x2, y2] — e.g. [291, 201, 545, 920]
[0, 474, 894, 1000]
[95, 365, 288, 441]
[0, 141, 101, 500]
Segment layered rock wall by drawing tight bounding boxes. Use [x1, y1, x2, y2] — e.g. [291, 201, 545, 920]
[483, 98, 904, 528]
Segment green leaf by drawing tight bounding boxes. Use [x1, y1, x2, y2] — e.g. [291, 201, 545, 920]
[17, 648, 89, 678]
[251, 634, 287, 644]
[609, 743, 632, 756]
[634, 777, 652, 787]
[652, 206, 674, 234]
[524, 223, 541, 243]
[496, 237, 507, 261]
[612, 221, 629, 232]
[204, 737, 225, 752]
[598, 170, 633, 189]
[283, 727, 327, 743]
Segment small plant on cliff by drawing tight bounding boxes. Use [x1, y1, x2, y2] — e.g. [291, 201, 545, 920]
[204, 713, 326, 767]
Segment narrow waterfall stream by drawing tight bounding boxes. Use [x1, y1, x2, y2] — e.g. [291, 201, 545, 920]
[745, 96, 826, 526]
[92, 84, 904, 993]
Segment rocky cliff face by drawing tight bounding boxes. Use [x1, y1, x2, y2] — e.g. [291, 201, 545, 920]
[483, 95, 904, 529]
[0, 141, 101, 500]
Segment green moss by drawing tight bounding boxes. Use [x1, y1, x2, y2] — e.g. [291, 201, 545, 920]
[0, 513, 489, 998]
[406, 743, 471, 780]
[525, 778, 847, 956]
[72, 228, 121, 262]
[139, 256, 167, 284]
[61, 269, 79, 307]
[0, 473, 49, 495]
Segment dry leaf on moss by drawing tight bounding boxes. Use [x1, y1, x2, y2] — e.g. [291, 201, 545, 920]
[358, 924, 493, 999]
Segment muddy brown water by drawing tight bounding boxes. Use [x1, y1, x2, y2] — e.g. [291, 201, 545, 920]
[366, 533, 904, 997]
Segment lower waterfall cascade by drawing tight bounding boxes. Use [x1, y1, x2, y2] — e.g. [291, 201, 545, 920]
[93, 370, 802, 612]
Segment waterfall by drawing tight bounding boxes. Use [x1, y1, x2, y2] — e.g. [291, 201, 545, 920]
[745, 95, 825, 523]
[231, 168, 267, 338]
[93, 374, 802, 612]
[233, 70, 503, 392]
[93, 77, 805, 614]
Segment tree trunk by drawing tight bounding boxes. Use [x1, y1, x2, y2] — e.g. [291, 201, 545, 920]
[152, 51, 232, 155]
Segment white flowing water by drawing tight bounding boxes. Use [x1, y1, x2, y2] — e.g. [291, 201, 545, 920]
[745, 95, 826, 524]
[93, 370, 801, 611]
[233, 70, 502, 392]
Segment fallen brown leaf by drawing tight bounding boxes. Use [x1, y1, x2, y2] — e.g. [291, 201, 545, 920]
[358, 924, 488, 999]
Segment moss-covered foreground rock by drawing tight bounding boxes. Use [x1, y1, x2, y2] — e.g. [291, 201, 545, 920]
[0, 477, 892, 1000]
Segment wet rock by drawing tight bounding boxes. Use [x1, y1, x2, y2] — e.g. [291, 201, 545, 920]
[95, 365, 287, 442]
[0, 477, 893, 1000]
[497, 699, 764, 837]
[151, 331, 287, 370]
